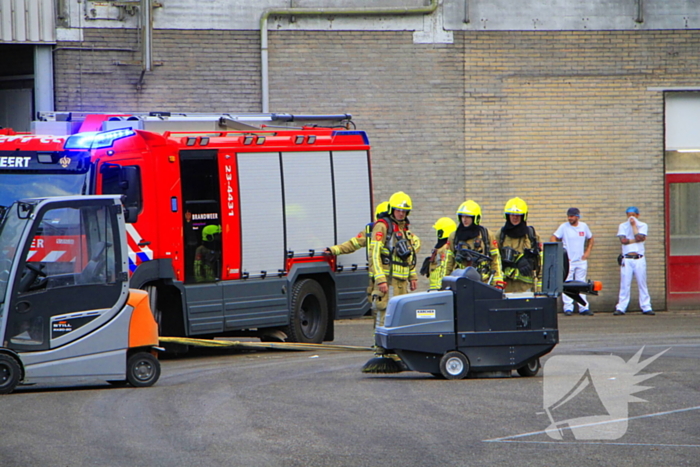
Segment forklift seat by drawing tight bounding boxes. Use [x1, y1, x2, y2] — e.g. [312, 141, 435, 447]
[78, 242, 111, 284]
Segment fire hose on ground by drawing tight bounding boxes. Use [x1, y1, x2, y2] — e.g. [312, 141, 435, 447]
[159, 336, 372, 352]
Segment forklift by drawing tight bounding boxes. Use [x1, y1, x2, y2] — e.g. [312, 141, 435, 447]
[374, 242, 601, 379]
[0, 195, 161, 394]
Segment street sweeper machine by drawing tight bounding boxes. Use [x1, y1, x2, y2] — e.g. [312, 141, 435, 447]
[368, 242, 602, 379]
[0, 195, 161, 394]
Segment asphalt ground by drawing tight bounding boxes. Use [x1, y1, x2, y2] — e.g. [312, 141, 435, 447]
[0, 310, 698, 467]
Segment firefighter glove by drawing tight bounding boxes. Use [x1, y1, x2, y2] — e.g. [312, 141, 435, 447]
[395, 238, 413, 260]
[419, 257, 431, 277]
[516, 257, 534, 277]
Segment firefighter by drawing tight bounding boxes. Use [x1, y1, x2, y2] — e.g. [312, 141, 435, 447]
[444, 200, 505, 289]
[498, 197, 542, 293]
[325, 201, 390, 305]
[326, 201, 390, 256]
[369, 191, 418, 328]
[194, 224, 221, 282]
[422, 217, 457, 290]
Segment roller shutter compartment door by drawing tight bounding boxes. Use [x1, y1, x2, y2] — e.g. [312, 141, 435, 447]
[332, 150, 372, 270]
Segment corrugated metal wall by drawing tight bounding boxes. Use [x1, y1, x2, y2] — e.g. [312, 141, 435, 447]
[0, 0, 55, 43]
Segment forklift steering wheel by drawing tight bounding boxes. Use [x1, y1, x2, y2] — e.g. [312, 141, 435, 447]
[18, 262, 48, 293]
[26, 262, 47, 277]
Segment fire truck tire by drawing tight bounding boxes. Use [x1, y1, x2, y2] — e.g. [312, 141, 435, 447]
[126, 352, 161, 388]
[145, 285, 162, 333]
[284, 279, 328, 344]
[145, 285, 189, 356]
[0, 354, 21, 394]
[440, 351, 470, 380]
[516, 358, 541, 377]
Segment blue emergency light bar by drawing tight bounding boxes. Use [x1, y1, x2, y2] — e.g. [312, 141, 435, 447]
[64, 129, 136, 150]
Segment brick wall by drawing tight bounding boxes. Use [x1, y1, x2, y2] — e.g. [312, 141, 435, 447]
[267, 31, 466, 292]
[459, 30, 699, 312]
[54, 29, 262, 112]
[53, 28, 700, 310]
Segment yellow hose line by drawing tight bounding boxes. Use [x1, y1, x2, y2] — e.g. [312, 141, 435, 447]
[159, 336, 372, 352]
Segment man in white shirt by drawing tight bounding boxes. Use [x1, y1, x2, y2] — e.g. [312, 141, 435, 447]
[550, 207, 594, 316]
[614, 206, 654, 315]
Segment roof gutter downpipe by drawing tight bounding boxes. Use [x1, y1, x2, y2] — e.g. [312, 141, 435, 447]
[260, 0, 439, 113]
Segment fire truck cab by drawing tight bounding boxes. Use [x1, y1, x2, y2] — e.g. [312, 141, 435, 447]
[0, 111, 373, 344]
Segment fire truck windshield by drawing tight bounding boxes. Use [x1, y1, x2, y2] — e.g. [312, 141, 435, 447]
[0, 150, 91, 207]
[0, 172, 89, 208]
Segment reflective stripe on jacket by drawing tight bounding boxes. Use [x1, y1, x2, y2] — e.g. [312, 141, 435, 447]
[369, 217, 417, 283]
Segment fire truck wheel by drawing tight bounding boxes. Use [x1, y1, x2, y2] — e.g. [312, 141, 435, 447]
[285, 279, 328, 344]
[516, 358, 541, 377]
[145, 285, 189, 356]
[145, 285, 162, 332]
[0, 354, 21, 395]
[440, 351, 470, 380]
[126, 352, 161, 388]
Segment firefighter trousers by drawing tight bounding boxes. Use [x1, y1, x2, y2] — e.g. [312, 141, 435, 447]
[372, 278, 409, 328]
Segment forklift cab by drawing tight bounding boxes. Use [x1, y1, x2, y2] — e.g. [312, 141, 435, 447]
[0, 196, 160, 394]
[0, 196, 128, 351]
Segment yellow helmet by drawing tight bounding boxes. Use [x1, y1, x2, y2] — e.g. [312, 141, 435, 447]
[456, 200, 482, 225]
[389, 191, 412, 213]
[374, 201, 390, 220]
[202, 224, 222, 242]
[432, 217, 457, 239]
[504, 197, 528, 221]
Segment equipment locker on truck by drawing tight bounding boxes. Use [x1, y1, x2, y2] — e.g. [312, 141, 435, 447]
[0, 112, 373, 345]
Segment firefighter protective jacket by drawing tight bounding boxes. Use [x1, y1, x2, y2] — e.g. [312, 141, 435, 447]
[498, 227, 542, 288]
[444, 227, 504, 285]
[369, 217, 418, 284]
[428, 243, 450, 290]
[330, 229, 367, 255]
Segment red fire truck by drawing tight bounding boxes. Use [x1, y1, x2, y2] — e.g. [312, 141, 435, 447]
[0, 111, 373, 343]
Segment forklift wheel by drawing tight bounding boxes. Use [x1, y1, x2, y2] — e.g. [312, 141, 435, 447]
[0, 354, 21, 394]
[440, 351, 470, 380]
[516, 358, 541, 377]
[127, 352, 161, 388]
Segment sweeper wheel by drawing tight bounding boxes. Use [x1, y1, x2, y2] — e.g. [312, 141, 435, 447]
[439, 351, 470, 380]
[516, 358, 541, 377]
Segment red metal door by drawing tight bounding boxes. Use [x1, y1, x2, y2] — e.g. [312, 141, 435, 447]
[666, 173, 700, 308]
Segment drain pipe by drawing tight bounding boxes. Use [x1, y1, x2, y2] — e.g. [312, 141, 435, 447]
[260, 0, 439, 112]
